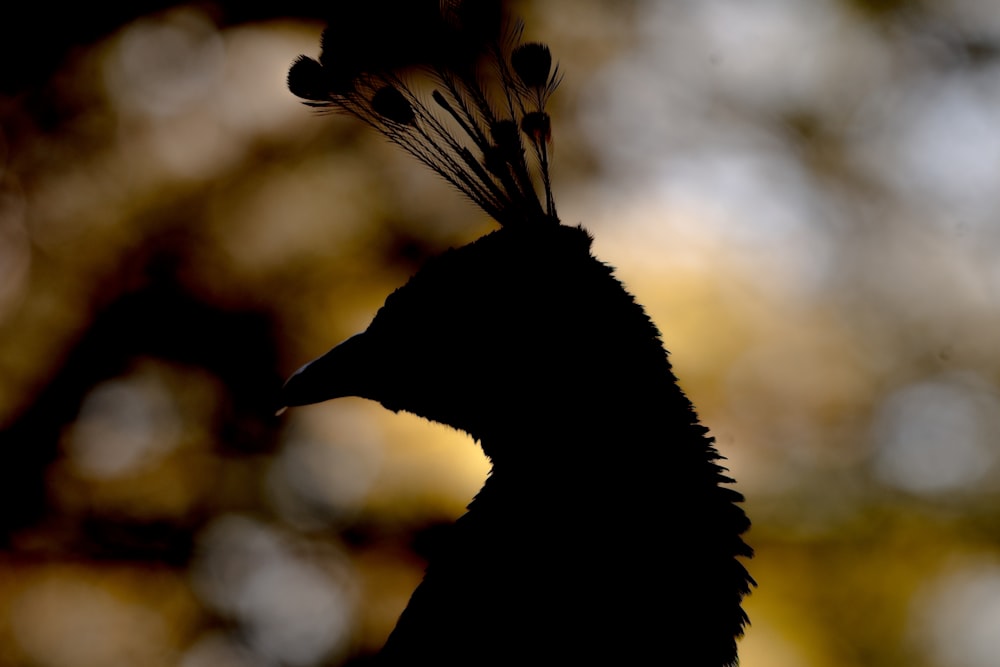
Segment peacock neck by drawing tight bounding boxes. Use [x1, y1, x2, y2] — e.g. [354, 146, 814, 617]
[478, 344, 705, 472]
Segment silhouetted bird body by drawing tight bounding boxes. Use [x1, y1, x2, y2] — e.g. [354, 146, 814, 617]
[282, 3, 752, 665]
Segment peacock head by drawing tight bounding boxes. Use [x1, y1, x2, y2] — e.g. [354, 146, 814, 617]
[280, 1, 607, 447]
[278, 221, 644, 451]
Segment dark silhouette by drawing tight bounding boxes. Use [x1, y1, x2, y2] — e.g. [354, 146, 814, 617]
[281, 2, 753, 664]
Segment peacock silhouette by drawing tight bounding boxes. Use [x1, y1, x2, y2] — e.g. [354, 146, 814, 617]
[281, 2, 753, 664]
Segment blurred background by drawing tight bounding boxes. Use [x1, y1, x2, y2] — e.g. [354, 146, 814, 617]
[2, 0, 999, 665]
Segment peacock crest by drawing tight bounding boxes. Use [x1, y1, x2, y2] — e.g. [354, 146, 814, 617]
[287, 0, 560, 228]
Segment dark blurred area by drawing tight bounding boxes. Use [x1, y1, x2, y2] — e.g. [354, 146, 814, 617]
[2, 1, 999, 666]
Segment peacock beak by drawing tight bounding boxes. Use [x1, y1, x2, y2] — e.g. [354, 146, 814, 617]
[279, 333, 377, 411]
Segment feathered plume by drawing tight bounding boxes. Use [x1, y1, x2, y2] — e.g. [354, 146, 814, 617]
[287, 0, 561, 227]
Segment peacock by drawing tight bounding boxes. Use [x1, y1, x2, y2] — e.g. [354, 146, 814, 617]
[280, 2, 753, 664]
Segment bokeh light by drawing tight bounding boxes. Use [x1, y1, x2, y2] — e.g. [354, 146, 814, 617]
[910, 557, 1000, 667]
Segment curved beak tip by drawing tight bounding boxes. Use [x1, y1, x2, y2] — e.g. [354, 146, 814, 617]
[277, 333, 372, 411]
